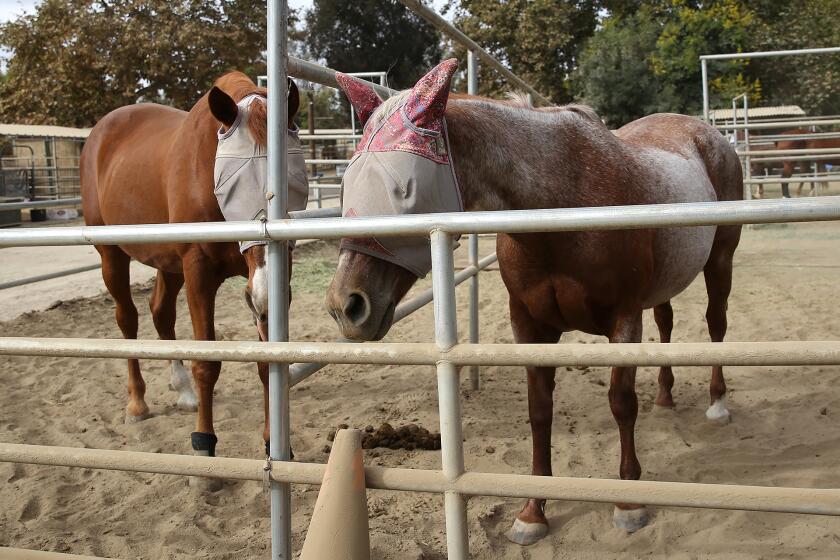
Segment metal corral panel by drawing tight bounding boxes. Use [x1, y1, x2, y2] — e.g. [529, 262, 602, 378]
[0, 124, 91, 139]
[710, 105, 806, 121]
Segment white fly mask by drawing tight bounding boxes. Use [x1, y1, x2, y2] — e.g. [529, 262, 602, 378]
[336, 59, 462, 278]
[213, 94, 309, 252]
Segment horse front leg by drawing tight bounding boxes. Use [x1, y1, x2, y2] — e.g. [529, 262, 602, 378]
[506, 300, 560, 545]
[183, 257, 224, 490]
[608, 310, 649, 533]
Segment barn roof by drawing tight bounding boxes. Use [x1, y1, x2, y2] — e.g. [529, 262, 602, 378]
[709, 105, 806, 121]
[0, 124, 91, 139]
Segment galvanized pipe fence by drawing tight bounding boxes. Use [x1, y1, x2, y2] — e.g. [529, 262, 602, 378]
[3, 6, 840, 560]
[3, 197, 840, 560]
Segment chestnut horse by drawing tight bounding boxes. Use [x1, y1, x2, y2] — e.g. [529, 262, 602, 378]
[81, 72, 301, 467]
[324, 60, 742, 543]
[775, 130, 840, 197]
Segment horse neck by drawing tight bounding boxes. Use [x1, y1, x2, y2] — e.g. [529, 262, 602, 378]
[446, 99, 632, 211]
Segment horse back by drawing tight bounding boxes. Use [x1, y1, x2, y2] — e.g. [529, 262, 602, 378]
[82, 103, 188, 228]
[615, 113, 743, 203]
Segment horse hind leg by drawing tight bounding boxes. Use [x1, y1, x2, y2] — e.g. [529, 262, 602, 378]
[653, 302, 675, 408]
[99, 246, 149, 423]
[505, 300, 560, 546]
[703, 226, 741, 423]
[149, 270, 197, 411]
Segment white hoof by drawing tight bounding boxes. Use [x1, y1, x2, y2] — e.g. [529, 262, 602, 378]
[170, 360, 198, 411]
[505, 518, 549, 545]
[705, 397, 731, 423]
[176, 393, 198, 412]
[613, 506, 649, 533]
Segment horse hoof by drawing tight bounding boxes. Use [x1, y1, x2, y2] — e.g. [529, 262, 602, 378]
[189, 476, 223, 493]
[705, 398, 731, 423]
[613, 506, 649, 533]
[505, 518, 549, 545]
[124, 412, 151, 424]
[176, 394, 198, 412]
[653, 400, 675, 411]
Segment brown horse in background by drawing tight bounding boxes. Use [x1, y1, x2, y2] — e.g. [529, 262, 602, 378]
[748, 129, 840, 198]
[81, 72, 300, 470]
[776, 130, 840, 197]
[325, 61, 743, 543]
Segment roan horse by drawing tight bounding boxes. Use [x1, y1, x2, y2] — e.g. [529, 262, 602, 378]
[81, 72, 304, 469]
[325, 60, 742, 543]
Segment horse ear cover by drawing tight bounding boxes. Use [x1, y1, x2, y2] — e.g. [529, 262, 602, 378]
[404, 58, 458, 130]
[335, 73, 383, 127]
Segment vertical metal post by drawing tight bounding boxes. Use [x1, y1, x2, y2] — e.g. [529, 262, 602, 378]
[701, 59, 709, 122]
[743, 95, 751, 200]
[466, 50, 480, 392]
[267, 0, 292, 559]
[430, 230, 468, 560]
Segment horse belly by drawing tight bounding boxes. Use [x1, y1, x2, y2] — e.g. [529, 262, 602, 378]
[643, 225, 715, 308]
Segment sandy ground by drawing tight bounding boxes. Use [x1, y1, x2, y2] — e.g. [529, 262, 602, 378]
[2, 216, 840, 558]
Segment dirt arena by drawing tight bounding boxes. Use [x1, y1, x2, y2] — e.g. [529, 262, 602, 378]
[2, 218, 840, 559]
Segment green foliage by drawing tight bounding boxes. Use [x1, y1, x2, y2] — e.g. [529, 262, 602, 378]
[651, 0, 759, 115]
[304, 0, 442, 90]
[575, 8, 663, 127]
[447, 0, 599, 103]
[0, 0, 268, 127]
[576, 0, 837, 124]
[752, 0, 840, 115]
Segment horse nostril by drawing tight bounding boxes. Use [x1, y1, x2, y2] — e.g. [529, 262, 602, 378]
[343, 292, 371, 326]
[259, 313, 267, 323]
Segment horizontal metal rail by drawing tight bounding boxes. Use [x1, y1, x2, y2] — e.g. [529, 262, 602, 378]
[2, 338, 840, 367]
[299, 134, 362, 141]
[396, 0, 551, 105]
[289, 207, 341, 220]
[750, 154, 840, 163]
[288, 56, 396, 99]
[701, 46, 840, 60]
[288, 252, 499, 386]
[0, 264, 101, 290]
[1, 197, 839, 247]
[305, 159, 351, 165]
[737, 148, 840, 156]
[744, 176, 840, 185]
[754, 132, 840, 142]
[0, 197, 82, 211]
[2, 442, 840, 516]
[719, 119, 840, 130]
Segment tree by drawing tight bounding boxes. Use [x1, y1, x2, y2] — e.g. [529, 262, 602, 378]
[446, 0, 599, 103]
[650, 0, 760, 116]
[575, 8, 663, 127]
[752, 0, 840, 116]
[304, 0, 442, 90]
[0, 0, 268, 127]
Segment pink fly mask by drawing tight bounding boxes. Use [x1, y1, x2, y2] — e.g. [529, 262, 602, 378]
[336, 59, 463, 278]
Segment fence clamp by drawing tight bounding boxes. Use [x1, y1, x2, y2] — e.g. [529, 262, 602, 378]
[263, 456, 272, 491]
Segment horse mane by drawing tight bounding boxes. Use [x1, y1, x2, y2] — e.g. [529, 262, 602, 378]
[504, 91, 607, 128]
[214, 71, 268, 147]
